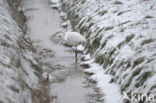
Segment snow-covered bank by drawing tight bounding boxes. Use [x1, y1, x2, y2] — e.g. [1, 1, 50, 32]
[0, 0, 51, 103]
[81, 56, 123, 103]
[51, 0, 156, 102]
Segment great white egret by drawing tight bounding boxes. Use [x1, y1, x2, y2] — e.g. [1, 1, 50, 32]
[51, 31, 86, 63]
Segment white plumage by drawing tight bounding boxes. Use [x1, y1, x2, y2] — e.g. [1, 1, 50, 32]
[63, 32, 86, 46]
[51, 31, 86, 63]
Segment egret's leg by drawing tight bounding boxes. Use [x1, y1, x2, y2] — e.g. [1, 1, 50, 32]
[75, 46, 77, 63]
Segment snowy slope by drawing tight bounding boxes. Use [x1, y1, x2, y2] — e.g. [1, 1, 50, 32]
[0, 0, 50, 103]
[54, 0, 156, 102]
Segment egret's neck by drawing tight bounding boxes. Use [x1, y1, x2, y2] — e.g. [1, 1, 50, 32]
[60, 32, 65, 39]
[56, 31, 65, 39]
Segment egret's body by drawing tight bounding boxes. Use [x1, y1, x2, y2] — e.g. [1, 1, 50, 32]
[63, 32, 86, 46]
[51, 31, 86, 63]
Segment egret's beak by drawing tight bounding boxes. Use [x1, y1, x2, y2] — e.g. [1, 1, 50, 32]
[50, 33, 57, 39]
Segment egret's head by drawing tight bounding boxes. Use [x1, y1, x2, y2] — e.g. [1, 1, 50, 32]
[50, 31, 65, 40]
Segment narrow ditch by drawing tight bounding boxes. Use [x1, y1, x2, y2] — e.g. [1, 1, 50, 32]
[21, 0, 104, 103]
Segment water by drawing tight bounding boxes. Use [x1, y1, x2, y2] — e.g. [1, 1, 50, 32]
[21, 0, 103, 103]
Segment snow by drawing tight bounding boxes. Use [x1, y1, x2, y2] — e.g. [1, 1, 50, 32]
[42, 72, 55, 82]
[50, 0, 60, 9]
[60, 11, 68, 20]
[61, 20, 70, 27]
[82, 53, 91, 61]
[117, 45, 135, 60]
[82, 56, 123, 103]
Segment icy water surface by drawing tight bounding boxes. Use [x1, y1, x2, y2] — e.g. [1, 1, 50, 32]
[21, 0, 103, 103]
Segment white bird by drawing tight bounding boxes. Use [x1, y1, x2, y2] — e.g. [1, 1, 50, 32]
[50, 31, 86, 63]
